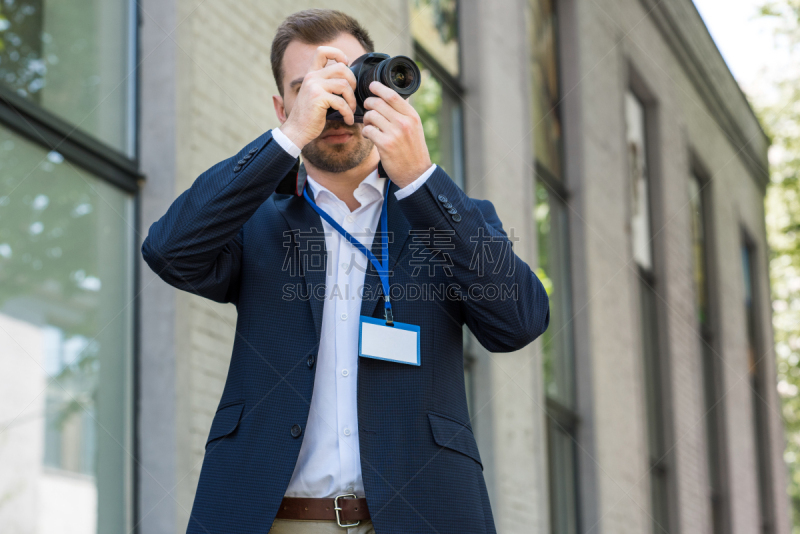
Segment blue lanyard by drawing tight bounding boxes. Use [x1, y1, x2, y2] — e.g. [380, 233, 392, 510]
[303, 179, 394, 326]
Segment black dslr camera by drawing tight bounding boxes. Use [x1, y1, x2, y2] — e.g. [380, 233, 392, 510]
[326, 53, 421, 123]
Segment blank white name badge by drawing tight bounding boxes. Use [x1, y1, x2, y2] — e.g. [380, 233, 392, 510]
[358, 316, 421, 366]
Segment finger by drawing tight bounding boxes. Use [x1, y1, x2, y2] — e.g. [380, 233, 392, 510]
[361, 124, 388, 145]
[363, 109, 392, 133]
[320, 78, 357, 112]
[369, 81, 412, 114]
[322, 92, 355, 125]
[315, 62, 358, 90]
[363, 96, 402, 124]
[309, 46, 349, 71]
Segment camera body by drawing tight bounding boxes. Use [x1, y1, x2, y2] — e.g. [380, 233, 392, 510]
[326, 52, 421, 123]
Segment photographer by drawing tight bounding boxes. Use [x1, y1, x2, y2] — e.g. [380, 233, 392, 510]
[141, 8, 549, 534]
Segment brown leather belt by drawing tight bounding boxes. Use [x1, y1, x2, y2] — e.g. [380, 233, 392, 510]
[276, 495, 370, 526]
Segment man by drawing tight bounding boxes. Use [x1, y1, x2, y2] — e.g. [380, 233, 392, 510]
[142, 8, 549, 534]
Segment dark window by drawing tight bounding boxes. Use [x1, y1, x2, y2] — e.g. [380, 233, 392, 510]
[742, 239, 775, 534]
[530, 0, 579, 531]
[626, 90, 671, 533]
[537, 179, 578, 534]
[689, 172, 729, 534]
[529, 0, 562, 182]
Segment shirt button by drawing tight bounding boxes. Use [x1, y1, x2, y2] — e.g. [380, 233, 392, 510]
[291, 424, 302, 438]
[343, 427, 351, 436]
[346, 215, 355, 223]
[341, 313, 348, 321]
[341, 369, 349, 377]
[341, 262, 349, 270]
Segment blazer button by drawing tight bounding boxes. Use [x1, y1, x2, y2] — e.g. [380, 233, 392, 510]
[243, 154, 252, 161]
[291, 424, 302, 438]
[307, 354, 316, 368]
[452, 213, 462, 222]
[437, 194, 448, 203]
[234, 165, 242, 172]
[447, 207, 458, 214]
[249, 147, 258, 154]
[442, 201, 453, 209]
[237, 159, 246, 165]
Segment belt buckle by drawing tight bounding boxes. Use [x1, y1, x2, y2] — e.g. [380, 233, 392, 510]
[334, 493, 360, 528]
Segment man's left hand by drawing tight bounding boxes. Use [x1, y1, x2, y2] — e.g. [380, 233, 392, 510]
[362, 81, 433, 188]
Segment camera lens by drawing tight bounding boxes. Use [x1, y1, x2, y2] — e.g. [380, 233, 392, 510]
[376, 55, 420, 97]
[390, 64, 415, 89]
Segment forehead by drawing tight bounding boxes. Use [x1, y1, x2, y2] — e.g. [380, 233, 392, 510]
[282, 33, 368, 85]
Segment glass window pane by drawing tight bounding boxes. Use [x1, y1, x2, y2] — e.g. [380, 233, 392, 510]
[411, 0, 459, 77]
[0, 125, 134, 533]
[688, 177, 708, 326]
[535, 182, 574, 408]
[626, 92, 652, 271]
[742, 243, 775, 532]
[548, 422, 578, 534]
[0, 0, 135, 155]
[529, 0, 562, 180]
[412, 61, 464, 189]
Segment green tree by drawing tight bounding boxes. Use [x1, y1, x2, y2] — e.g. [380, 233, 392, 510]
[758, 1, 800, 530]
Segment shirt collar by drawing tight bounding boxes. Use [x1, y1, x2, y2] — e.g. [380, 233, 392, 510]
[305, 166, 387, 208]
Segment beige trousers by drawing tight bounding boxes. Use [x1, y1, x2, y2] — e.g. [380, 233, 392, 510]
[269, 519, 376, 534]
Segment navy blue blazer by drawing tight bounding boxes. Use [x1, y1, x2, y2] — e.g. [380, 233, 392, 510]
[141, 129, 550, 534]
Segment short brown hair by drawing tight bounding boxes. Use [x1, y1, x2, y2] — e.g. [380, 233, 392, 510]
[271, 9, 375, 96]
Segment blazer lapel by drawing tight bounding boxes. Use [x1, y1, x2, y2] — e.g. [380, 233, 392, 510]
[274, 189, 327, 343]
[275, 160, 413, 329]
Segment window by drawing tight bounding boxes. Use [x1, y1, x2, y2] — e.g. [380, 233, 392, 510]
[626, 90, 671, 533]
[464, 327, 476, 417]
[410, 0, 459, 78]
[742, 238, 775, 534]
[529, 1, 579, 532]
[0, 0, 136, 156]
[529, 0, 562, 182]
[411, 0, 465, 189]
[689, 172, 729, 534]
[0, 1, 137, 532]
[537, 181, 578, 534]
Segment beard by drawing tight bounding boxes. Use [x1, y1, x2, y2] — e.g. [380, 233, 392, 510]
[301, 121, 374, 173]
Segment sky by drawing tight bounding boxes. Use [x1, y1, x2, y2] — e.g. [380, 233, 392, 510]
[691, 0, 791, 102]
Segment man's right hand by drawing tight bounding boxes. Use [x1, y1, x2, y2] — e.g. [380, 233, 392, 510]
[279, 46, 358, 150]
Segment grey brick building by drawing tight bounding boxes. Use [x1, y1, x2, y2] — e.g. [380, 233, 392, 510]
[0, 0, 787, 533]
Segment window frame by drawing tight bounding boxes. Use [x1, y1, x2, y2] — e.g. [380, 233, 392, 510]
[0, 1, 141, 531]
[529, 0, 581, 530]
[624, 80, 677, 534]
[689, 158, 731, 534]
[412, 41, 466, 189]
[741, 230, 776, 534]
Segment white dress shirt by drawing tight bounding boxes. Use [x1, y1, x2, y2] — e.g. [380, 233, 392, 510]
[271, 127, 436, 498]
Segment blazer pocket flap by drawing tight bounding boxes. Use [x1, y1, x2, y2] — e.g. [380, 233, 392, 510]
[427, 412, 483, 470]
[206, 402, 244, 449]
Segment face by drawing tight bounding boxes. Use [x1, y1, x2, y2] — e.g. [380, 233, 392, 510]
[273, 33, 374, 173]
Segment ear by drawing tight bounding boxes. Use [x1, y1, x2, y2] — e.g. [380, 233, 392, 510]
[272, 95, 288, 124]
